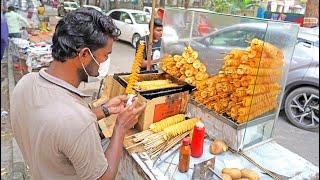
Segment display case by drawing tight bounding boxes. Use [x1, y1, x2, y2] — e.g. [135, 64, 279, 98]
[160, 8, 299, 150]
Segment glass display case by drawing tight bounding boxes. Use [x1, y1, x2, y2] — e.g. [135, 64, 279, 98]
[160, 8, 300, 150]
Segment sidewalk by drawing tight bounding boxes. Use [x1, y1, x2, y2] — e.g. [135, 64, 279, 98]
[1, 50, 29, 179]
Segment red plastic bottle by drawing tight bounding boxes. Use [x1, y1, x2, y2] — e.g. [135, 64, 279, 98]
[191, 122, 205, 158]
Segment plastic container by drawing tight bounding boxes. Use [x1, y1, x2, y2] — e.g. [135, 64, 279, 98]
[191, 121, 205, 157]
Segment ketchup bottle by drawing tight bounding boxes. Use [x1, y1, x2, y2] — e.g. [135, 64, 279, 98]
[191, 121, 205, 158]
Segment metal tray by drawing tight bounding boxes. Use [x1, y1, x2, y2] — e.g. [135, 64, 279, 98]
[190, 98, 276, 130]
[114, 73, 195, 99]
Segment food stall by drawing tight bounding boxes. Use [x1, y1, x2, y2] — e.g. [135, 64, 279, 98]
[96, 8, 319, 180]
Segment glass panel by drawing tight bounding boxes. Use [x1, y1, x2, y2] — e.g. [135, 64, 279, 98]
[161, 8, 299, 150]
[242, 21, 299, 149]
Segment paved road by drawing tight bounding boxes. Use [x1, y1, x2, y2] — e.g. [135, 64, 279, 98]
[275, 112, 319, 166]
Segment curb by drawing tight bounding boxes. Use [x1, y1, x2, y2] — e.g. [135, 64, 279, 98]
[7, 47, 28, 179]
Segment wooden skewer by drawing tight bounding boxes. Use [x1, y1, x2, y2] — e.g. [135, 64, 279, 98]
[126, 141, 144, 150]
[151, 131, 190, 159]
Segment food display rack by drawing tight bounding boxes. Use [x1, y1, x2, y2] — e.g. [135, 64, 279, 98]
[161, 8, 300, 151]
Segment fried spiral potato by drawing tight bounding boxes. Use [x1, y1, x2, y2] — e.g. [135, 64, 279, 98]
[149, 114, 186, 133]
[163, 118, 200, 140]
[126, 42, 145, 94]
[135, 80, 179, 91]
[161, 46, 209, 86]
[192, 38, 284, 123]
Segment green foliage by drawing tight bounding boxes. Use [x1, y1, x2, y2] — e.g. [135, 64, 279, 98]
[205, 0, 260, 15]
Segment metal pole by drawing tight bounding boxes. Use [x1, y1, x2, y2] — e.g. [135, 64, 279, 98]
[146, 0, 156, 71]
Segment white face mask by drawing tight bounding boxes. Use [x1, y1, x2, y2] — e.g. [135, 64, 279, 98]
[97, 57, 110, 80]
[80, 49, 109, 81]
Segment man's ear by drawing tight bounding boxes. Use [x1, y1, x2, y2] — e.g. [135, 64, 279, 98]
[77, 48, 92, 67]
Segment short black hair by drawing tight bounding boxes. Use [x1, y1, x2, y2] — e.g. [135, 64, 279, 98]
[149, 18, 163, 30]
[51, 7, 121, 62]
[8, 6, 15, 11]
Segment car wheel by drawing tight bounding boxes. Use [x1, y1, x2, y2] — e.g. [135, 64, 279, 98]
[285, 87, 319, 131]
[132, 34, 141, 49]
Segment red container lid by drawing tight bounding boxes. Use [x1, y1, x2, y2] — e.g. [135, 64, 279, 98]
[182, 138, 190, 145]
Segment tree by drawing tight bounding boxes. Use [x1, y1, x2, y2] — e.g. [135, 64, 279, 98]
[114, 0, 119, 8]
[184, 0, 190, 9]
[304, 0, 319, 18]
[160, 0, 166, 7]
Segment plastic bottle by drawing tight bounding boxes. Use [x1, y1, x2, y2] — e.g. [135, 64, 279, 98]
[178, 138, 191, 173]
[191, 121, 205, 158]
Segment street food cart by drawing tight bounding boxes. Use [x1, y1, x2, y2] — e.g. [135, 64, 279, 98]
[97, 8, 319, 180]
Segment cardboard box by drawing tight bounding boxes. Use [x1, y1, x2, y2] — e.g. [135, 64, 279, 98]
[96, 74, 191, 137]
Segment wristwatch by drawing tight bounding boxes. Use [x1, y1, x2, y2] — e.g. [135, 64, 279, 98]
[102, 104, 110, 118]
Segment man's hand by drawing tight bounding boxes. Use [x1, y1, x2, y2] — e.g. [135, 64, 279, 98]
[115, 98, 146, 133]
[105, 95, 128, 115]
[91, 95, 128, 120]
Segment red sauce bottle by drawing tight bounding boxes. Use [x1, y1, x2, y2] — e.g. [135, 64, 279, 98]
[191, 122, 205, 158]
[178, 138, 191, 173]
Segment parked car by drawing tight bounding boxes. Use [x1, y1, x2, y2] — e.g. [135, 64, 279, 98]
[107, 9, 150, 48]
[57, 1, 80, 17]
[284, 30, 319, 131]
[82, 5, 102, 12]
[166, 23, 319, 130]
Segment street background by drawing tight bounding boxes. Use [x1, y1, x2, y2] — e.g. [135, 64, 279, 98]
[1, 3, 319, 179]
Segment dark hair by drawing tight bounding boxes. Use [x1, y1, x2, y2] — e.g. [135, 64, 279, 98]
[8, 6, 15, 11]
[51, 7, 121, 62]
[149, 18, 163, 30]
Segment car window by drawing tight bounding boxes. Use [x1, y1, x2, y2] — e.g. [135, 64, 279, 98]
[70, 3, 79, 8]
[109, 11, 121, 21]
[132, 13, 148, 24]
[208, 30, 255, 47]
[206, 29, 265, 47]
[120, 12, 131, 22]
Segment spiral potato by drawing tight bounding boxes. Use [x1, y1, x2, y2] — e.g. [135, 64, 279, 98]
[149, 114, 186, 133]
[192, 38, 284, 122]
[163, 118, 200, 140]
[126, 42, 145, 94]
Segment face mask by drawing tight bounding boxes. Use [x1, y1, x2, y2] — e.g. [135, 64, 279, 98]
[97, 57, 110, 80]
[80, 49, 109, 80]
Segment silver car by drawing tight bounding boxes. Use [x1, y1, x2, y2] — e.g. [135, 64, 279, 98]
[284, 30, 319, 131]
[167, 23, 319, 130]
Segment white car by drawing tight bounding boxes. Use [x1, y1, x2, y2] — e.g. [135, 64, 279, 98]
[82, 5, 102, 12]
[107, 9, 150, 48]
[57, 1, 80, 16]
[107, 9, 178, 48]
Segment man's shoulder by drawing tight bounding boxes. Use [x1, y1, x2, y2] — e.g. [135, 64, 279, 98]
[13, 72, 38, 91]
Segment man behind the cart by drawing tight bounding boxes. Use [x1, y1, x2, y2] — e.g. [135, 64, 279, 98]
[136, 18, 163, 72]
[10, 8, 145, 180]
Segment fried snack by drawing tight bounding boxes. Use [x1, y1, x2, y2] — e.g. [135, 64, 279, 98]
[238, 97, 278, 116]
[222, 168, 242, 179]
[161, 46, 209, 86]
[149, 114, 186, 133]
[240, 169, 260, 180]
[163, 118, 200, 140]
[241, 90, 280, 107]
[126, 42, 145, 94]
[236, 103, 278, 123]
[237, 65, 283, 76]
[135, 80, 179, 90]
